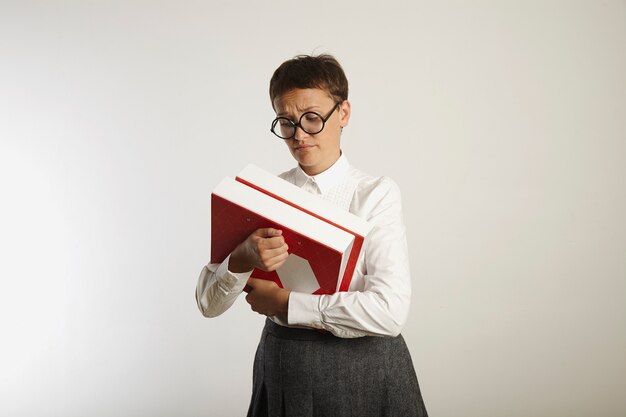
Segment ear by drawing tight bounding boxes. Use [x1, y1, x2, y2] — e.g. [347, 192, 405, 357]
[339, 100, 351, 128]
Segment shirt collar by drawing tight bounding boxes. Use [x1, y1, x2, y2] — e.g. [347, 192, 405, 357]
[294, 152, 351, 195]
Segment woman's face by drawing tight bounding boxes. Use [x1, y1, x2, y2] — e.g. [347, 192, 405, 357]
[273, 88, 350, 176]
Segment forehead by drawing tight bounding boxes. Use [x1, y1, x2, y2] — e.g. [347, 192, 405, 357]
[273, 88, 335, 114]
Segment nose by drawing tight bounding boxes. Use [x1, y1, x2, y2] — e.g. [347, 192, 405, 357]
[293, 125, 308, 141]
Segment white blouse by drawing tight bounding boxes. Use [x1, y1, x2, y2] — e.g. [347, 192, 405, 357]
[196, 154, 412, 338]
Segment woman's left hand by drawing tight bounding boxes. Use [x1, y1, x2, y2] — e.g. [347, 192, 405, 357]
[245, 278, 291, 318]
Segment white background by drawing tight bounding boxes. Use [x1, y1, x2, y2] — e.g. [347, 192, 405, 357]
[1, 1, 625, 416]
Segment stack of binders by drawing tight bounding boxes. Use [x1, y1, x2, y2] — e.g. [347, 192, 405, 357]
[211, 164, 373, 294]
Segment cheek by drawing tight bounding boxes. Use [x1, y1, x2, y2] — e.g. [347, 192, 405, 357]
[284, 141, 298, 157]
[326, 123, 342, 139]
[323, 128, 341, 147]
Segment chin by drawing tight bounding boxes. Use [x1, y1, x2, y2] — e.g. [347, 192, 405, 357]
[291, 152, 312, 164]
[297, 156, 318, 167]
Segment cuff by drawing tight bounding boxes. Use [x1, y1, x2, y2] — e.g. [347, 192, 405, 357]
[216, 254, 253, 293]
[287, 292, 323, 330]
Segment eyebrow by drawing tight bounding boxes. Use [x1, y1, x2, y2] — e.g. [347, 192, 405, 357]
[276, 106, 322, 117]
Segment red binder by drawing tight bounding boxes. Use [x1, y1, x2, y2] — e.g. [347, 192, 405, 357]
[235, 164, 373, 292]
[211, 178, 354, 294]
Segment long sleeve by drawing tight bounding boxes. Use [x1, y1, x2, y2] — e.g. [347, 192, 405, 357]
[286, 177, 412, 338]
[195, 254, 253, 318]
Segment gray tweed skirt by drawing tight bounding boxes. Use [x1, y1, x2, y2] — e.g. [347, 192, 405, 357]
[247, 318, 428, 417]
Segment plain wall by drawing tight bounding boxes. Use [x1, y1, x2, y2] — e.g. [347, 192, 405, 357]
[1, 1, 625, 416]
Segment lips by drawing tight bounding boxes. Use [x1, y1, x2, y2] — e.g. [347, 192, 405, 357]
[294, 144, 315, 151]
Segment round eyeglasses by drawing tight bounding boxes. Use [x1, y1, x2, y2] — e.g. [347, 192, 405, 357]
[270, 103, 340, 140]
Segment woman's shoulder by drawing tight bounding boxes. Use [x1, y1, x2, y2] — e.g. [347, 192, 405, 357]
[348, 167, 403, 220]
[349, 166, 401, 198]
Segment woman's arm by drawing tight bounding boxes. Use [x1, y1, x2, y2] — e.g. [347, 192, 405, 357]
[287, 178, 412, 337]
[195, 255, 252, 318]
[195, 228, 290, 317]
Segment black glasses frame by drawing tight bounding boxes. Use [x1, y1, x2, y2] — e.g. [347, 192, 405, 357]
[270, 102, 341, 140]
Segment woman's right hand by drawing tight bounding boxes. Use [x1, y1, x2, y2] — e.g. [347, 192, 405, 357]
[228, 228, 289, 273]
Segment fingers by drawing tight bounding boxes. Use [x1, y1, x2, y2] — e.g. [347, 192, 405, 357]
[246, 277, 272, 289]
[240, 227, 289, 272]
[232, 229, 288, 274]
[253, 231, 288, 271]
[260, 238, 288, 257]
[257, 235, 287, 250]
[250, 228, 286, 250]
[245, 292, 263, 315]
[244, 279, 289, 318]
[245, 280, 266, 314]
[254, 228, 282, 238]
[258, 247, 289, 271]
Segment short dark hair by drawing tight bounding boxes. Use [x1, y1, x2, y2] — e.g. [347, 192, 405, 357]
[269, 54, 349, 107]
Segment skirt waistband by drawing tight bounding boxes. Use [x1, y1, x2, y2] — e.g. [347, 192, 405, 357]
[265, 318, 337, 341]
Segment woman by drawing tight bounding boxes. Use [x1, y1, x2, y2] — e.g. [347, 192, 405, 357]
[196, 54, 428, 417]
